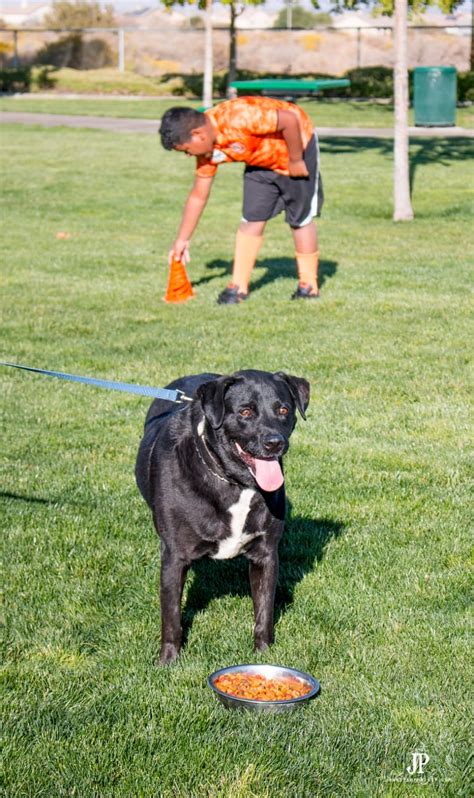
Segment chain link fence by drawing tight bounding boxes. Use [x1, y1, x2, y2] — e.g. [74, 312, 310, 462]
[0, 24, 471, 77]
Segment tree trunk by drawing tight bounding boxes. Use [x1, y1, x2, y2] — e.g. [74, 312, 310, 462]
[470, 0, 473, 71]
[393, 0, 413, 222]
[203, 0, 213, 110]
[227, 2, 237, 95]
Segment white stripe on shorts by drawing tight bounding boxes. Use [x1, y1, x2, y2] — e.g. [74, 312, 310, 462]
[296, 132, 320, 228]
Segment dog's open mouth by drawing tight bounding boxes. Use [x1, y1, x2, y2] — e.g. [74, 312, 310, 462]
[235, 442, 284, 492]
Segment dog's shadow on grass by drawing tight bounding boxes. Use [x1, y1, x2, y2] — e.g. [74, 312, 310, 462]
[181, 508, 344, 647]
[192, 257, 338, 293]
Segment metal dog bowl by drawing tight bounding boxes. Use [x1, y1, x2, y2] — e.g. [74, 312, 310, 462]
[208, 664, 320, 712]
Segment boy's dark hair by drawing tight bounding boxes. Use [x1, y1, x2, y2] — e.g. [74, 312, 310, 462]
[160, 107, 206, 150]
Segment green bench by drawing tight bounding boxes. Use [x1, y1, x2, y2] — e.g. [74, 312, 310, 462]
[229, 78, 350, 101]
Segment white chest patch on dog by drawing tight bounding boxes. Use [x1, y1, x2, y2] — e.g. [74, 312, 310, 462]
[212, 488, 257, 560]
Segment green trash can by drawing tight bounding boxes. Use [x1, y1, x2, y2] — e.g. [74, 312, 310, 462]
[413, 66, 457, 126]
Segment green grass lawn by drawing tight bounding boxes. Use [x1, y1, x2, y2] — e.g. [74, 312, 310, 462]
[2, 94, 473, 129]
[35, 66, 179, 96]
[1, 123, 472, 797]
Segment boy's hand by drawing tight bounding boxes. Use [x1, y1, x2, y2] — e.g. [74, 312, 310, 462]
[277, 110, 308, 178]
[289, 159, 309, 178]
[169, 240, 190, 265]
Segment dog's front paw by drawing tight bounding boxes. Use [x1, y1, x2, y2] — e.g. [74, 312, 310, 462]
[157, 643, 180, 666]
[254, 637, 272, 652]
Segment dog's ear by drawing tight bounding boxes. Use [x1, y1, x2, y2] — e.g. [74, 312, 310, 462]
[196, 377, 237, 429]
[276, 372, 310, 419]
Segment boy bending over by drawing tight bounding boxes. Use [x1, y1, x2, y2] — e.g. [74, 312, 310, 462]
[160, 96, 324, 304]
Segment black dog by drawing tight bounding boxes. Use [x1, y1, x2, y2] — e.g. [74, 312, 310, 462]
[135, 369, 310, 665]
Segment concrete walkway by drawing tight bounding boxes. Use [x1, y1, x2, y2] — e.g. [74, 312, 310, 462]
[1, 110, 473, 138]
[0, 111, 161, 134]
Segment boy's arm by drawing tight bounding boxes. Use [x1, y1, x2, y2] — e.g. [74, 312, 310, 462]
[170, 174, 214, 263]
[276, 109, 309, 178]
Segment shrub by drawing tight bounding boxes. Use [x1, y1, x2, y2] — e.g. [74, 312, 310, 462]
[345, 66, 393, 99]
[0, 66, 31, 92]
[458, 71, 474, 102]
[165, 70, 228, 98]
[188, 15, 204, 29]
[35, 34, 114, 70]
[217, 67, 470, 103]
[35, 66, 58, 90]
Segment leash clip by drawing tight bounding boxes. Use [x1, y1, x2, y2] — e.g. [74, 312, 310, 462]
[177, 390, 193, 403]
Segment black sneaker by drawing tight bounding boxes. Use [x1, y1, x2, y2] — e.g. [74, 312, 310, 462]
[217, 284, 249, 305]
[291, 283, 320, 300]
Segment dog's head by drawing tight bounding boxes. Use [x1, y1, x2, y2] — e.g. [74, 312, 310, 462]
[196, 369, 310, 492]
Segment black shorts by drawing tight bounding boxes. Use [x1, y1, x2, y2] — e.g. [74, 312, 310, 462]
[242, 133, 323, 228]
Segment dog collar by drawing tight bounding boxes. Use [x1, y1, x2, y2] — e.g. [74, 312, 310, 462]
[193, 435, 237, 486]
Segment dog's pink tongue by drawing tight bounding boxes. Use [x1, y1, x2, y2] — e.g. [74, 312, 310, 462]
[254, 458, 284, 492]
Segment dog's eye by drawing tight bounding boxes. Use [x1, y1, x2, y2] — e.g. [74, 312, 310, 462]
[278, 406, 289, 416]
[239, 407, 253, 418]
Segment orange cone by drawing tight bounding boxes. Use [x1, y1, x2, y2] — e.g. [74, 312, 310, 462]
[163, 258, 195, 304]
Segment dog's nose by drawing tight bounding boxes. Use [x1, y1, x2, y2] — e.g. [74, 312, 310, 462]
[262, 433, 285, 455]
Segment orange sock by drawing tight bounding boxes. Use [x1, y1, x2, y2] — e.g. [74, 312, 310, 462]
[295, 251, 319, 294]
[231, 231, 263, 293]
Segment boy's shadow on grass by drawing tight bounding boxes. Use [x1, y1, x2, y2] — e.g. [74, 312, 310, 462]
[192, 257, 338, 293]
[181, 506, 344, 648]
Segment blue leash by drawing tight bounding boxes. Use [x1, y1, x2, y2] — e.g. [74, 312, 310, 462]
[0, 362, 192, 403]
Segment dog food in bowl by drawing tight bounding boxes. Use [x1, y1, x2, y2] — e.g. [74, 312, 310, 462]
[214, 672, 311, 701]
[208, 664, 320, 712]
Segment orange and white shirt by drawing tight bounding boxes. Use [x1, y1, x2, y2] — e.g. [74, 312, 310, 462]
[196, 96, 315, 178]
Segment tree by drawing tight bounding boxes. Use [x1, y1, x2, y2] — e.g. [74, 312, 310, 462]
[322, 0, 463, 221]
[226, 1, 245, 88]
[328, 0, 461, 12]
[470, 0, 473, 71]
[331, 0, 470, 65]
[44, 0, 116, 28]
[161, 0, 265, 93]
[41, 1, 116, 69]
[273, 5, 332, 28]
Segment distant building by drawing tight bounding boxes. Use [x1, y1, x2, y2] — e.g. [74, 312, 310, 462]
[1, 3, 52, 26]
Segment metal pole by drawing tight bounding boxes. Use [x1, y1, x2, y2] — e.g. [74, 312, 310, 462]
[13, 30, 19, 66]
[286, 0, 292, 30]
[357, 27, 361, 69]
[118, 27, 125, 72]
